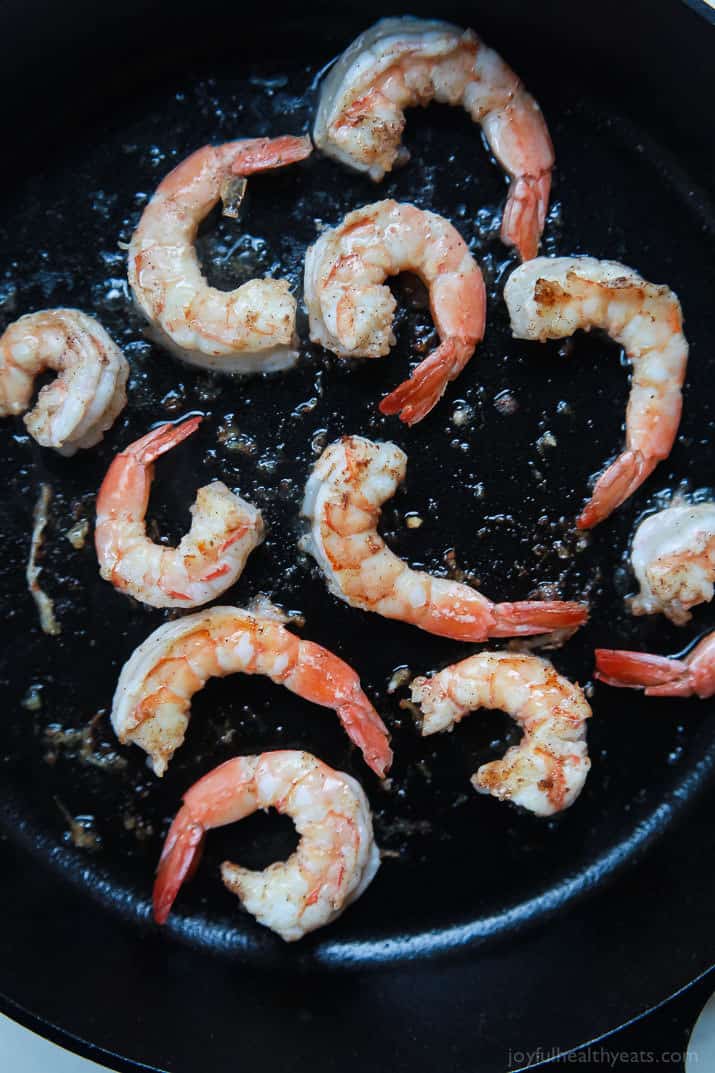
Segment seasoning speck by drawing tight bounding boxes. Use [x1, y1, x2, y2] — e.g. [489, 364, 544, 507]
[65, 518, 89, 550]
[387, 665, 411, 694]
[21, 683, 43, 712]
[451, 402, 473, 427]
[494, 389, 518, 416]
[55, 798, 102, 852]
[536, 430, 557, 455]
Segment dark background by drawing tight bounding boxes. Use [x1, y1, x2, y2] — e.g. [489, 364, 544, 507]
[0, 2, 712, 1072]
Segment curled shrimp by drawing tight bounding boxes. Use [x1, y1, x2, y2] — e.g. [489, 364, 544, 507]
[302, 436, 588, 641]
[629, 501, 715, 625]
[595, 633, 715, 699]
[313, 17, 553, 261]
[505, 257, 688, 529]
[153, 750, 379, 941]
[410, 652, 591, 815]
[0, 309, 128, 455]
[128, 135, 312, 371]
[95, 416, 263, 609]
[111, 605, 392, 777]
[304, 199, 485, 424]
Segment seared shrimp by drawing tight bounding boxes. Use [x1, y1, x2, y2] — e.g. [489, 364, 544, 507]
[314, 17, 553, 260]
[111, 605, 392, 777]
[0, 309, 128, 455]
[595, 632, 715, 699]
[505, 257, 688, 529]
[153, 750, 379, 941]
[304, 200, 485, 424]
[302, 437, 588, 641]
[95, 417, 263, 609]
[629, 502, 715, 625]
[128, 135, 312, 371]
[410, 652, 591, 815]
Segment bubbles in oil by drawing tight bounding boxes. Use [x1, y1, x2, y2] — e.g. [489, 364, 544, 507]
[0, 59, 711, 929]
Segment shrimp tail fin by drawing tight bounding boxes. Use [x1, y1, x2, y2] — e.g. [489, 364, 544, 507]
[594, 648, 692, 695]
[153, 809, 206, 925]
[337, 696, 394, 779]
[131, 416, 202, 467]
[230, 135, 313, 177]
[490, 600, 589, 637]
[501, 173, 551, 262]
[293, 641, 393, 777]
[379, 338, 465, 425]
[577, 449, 657, 530]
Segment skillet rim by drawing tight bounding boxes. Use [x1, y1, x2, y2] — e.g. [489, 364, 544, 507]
[0, 0, 714, 1068]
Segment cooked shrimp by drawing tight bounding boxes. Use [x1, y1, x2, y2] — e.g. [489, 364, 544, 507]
[629, 501, 715, 624]
[302, 436, 588, 641]
[153, 750, 379, 941]
[0, 309, 128, 455]
[111, 605, 392, 777]
[304, 199, 485, 424]
[95, 417, 263, 609]
[505, 257, 688, 529]
[313, 17, 553, 261]
[410, 652, 591, 815]
[595, 633, 715, 699]
[128, 135, 312, 371]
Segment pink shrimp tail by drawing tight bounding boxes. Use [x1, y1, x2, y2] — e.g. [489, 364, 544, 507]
[293, 641, 392, 777]
[594, 648, 692, 695]
[490, 600, 589, 637]
[230, 135, 312, 176]
[501, 172, 551, 262]
[379, 337, 474, 425]
[379, 339, 458, 424]
[128, 415, 202, 466]
[380, 269, 486, 425]
[95, 416, 202, 547]
[337, 697, 394, 779]
[413, 592, 586, 643]
[577, 449, 657, 530]
[644, 678, 699, 698]
[153, 808, 206, 925]
[687, 634, 715, 698]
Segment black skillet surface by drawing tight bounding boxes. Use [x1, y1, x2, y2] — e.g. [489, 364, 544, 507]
[0, 1, 713, 1070]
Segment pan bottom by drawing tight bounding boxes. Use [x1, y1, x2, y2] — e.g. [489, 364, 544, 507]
[0, 61, 713, 971]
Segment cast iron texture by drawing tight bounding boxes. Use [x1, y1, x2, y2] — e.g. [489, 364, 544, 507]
[0, 1, 712, 1070]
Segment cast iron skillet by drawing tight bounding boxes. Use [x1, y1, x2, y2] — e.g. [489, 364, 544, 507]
[0, 1, 713, 1070]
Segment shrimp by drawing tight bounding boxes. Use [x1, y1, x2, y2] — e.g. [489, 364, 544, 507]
[313, 17, 554, 261]
[128, 135, 312, 371]
[595, 633, 715, 699]
[304, 200, 486, 424]
[0, 309, 128, 455]
[111, 605, 392, 777]
[505, 257, 688, 529]
[95, 416, 263, 609]
[629, 501, 715, 625]
[302, 436, 588, 641]
[153, 750, 379, 941]
[410, 652, 591, 815]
